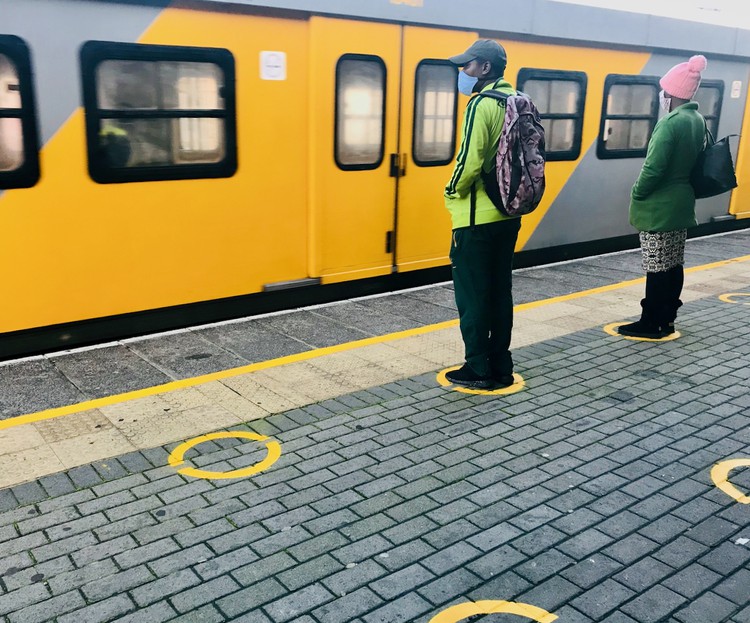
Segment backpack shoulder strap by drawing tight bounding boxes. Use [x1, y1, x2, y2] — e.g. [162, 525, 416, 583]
[476, 90, 511, 103]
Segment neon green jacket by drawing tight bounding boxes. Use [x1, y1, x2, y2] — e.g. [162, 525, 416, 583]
[630, 102, 705, 232]
[444, 78, 516, 229]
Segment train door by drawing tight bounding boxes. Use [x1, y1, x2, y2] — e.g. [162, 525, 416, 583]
[309, 17, 402, 283]
[728, 67, 750, 220]
[309, 17, 477, 283]
[396, 27, 477, 272]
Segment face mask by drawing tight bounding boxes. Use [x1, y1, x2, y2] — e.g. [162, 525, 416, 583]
[659, 90, 672, 112]
[458, 70, 479, 96]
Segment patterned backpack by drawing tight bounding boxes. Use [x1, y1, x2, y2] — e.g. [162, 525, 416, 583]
[477, 90, 546, 216]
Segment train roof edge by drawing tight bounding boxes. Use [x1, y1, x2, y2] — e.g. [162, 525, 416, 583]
[147, 0, 748, 59]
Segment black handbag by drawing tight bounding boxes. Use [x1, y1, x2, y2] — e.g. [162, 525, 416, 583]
[690, 122, 738, 199]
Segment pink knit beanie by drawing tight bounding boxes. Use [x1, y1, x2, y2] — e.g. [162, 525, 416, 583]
[660, 55, 708, 100]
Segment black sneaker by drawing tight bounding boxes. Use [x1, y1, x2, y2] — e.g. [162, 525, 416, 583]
[446, 364, 496, 389]
[493, 374, 515, 388]
[617, 320, 670, 339]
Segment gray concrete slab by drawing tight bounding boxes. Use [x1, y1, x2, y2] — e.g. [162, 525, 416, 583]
[311, 303, 422, 337]
[550, 255, 641, 275]
[195, 322, 309, 364]
[684, 250, 730, 266]
[531, 263, 639, 291]
[687, 238, 750, 260]
[127, 333, 249, 380]
[512, 273, 586, 302]
[254, 311, 371, 349]
[571, 253, 645, 274]
[402, 288, 457, 312]
[51, 346, 172, 399]
[0, 360, 86, 419]
[359, 295, 458, 326]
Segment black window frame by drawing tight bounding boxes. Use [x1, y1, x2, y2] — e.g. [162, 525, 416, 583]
[517, 68, 587, 162]
[334, 53, 387, 172]
[0, 35, 40, 190]
[694, 79, 724, 138]
[80, 40, 237, 184]
[598, 74, 660, 160]
[411, 59, 458, 168]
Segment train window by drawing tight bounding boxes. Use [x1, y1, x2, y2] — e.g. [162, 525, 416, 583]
[0, 54, 23, 173]
[335, 54, 386, 170]
[413, 60, 457, 166]
[598, 75, 660, 159]
[694, 80, 724, 137]
[80, 41, 237, 184]
[517, 69, 587, 161]
[0, 36, 40, 189]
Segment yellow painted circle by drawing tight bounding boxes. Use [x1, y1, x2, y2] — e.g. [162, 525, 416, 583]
[437, 366, 525, 395]
[719, 292, 750, 305]
[710, 458, 750, 504]
[429, 600, 558, 623]
[168, 431, 281, 480]
[604, 322, 681, 342]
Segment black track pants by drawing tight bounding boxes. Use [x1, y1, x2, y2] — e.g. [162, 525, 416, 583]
[450, 218, 521, 377]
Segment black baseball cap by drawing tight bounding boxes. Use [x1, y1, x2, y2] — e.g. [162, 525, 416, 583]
[449, 39, 507, 69]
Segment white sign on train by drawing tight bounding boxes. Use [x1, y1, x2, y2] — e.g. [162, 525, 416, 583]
[260, 51, 287, 81]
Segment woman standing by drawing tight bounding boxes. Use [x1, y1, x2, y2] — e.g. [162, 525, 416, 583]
[618, 55, 708, 339]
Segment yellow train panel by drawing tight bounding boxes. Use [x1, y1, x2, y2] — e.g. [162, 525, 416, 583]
[396, 26, 477, 272]
[308, 17, 402, 284]
[729, 78, 750, 219]
[0, 8, 310, 333]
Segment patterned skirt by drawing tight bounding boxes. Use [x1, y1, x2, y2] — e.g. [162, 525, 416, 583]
[639, 230, 687, 272]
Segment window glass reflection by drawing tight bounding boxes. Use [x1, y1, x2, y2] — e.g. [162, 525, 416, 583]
[336, 57, 385, 167]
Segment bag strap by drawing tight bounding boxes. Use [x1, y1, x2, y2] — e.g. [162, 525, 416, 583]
[702, 117, 740, 148]
[476, 90, 510, 104]
[469, 89, 519, 227]
[702, 117, 714, 148]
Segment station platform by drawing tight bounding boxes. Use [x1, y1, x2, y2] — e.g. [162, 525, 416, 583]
[0, 230, 749, 623]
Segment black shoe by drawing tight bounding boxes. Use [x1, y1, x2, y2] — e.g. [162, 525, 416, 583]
[493, 374, 515, 388]
[617, 320, 670, 339]
[446, 364, 496, 389]
[490, 366, 515, 388]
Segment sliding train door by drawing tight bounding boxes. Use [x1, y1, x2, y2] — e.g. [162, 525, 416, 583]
[309, 17, 476, 283]
[308, 17, 401, 284]
[396, 27, 477, 272]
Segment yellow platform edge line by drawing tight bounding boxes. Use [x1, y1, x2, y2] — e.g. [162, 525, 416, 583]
[0, 320, 456, 431]
[3, 252, 749, 432]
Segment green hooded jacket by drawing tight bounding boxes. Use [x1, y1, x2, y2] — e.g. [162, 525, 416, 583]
[629, 101, 706, 232]
[444, 78, 516, 229]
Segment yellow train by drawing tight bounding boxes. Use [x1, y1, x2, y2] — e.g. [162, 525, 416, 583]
[2, 0, 749, 358]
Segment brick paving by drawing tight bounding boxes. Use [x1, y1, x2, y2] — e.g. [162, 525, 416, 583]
[0, 295, 749, 622]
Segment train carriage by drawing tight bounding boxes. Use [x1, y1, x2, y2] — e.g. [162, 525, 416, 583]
[1, 0, 749, 358]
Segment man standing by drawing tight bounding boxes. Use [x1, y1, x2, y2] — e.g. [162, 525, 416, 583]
[444, 39, 521, 390]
